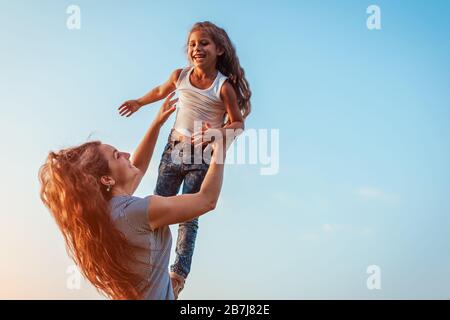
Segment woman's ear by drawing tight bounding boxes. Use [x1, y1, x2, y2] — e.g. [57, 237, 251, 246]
[100, 175, 115, 187]
[217, 47, 225, 56]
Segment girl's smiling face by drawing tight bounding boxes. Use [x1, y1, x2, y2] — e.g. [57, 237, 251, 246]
[188, 30, 223, 68]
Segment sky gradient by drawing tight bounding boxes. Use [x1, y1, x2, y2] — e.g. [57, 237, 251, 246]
[1, 0, 449, 299]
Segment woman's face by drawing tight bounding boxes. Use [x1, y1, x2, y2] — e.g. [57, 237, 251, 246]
[98, 144, 139, 187]
[188, 30, 223, 68]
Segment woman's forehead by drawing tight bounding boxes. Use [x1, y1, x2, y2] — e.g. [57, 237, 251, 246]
[99, 144, 116, 156]
[100, 144, 114, 151]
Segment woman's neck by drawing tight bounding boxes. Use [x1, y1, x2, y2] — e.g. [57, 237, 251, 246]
[111, 185, 133, 197]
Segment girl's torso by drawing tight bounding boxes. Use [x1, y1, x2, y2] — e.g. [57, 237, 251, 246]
[172, 67, 228, 137]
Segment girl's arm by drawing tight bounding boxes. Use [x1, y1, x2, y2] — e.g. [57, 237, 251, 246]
[118, 69, 182, 117]
[128, 93, 178, 193]
[137, 69, 182, 106]
[147, 141, 226, 231]
[220, 81, 245, 131]
[191, 81, 244, 147]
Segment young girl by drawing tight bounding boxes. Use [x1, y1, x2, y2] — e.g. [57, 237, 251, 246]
[118, 21, 251, 299]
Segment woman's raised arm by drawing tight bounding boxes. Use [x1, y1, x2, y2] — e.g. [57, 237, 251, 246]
[131, 92, 178, 174]
[147, 141, 227, 231]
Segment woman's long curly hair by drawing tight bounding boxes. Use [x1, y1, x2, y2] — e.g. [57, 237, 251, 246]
[187, 21, 252, 121]
[38, 141, 143, 299]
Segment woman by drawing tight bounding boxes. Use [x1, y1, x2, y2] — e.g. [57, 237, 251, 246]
[38, 93, 227, 300]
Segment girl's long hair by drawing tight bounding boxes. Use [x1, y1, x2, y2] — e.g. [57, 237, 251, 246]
[38, 141, 143, 300]
[187, 21, 252, 121]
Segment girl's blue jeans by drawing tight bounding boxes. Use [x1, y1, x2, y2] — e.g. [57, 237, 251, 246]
[153, 134, 210, 279]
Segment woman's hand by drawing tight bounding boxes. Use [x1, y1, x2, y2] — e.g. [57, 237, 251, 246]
[191, 123, 236, 150]
[191, 122, 227, 148]
[118, 99, 142, 117]
[154, 92, 178, 126]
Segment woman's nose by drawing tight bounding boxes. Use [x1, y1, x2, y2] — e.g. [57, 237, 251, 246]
[120, 152, 130, 159]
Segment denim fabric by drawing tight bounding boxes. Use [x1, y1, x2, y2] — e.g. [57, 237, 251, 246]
[154, 136, 210, 279]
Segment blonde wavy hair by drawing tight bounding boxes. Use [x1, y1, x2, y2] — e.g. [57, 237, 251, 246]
[39, 141, 144, 299]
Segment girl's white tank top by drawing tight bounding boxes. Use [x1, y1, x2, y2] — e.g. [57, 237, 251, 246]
[173, 67, 228, 137]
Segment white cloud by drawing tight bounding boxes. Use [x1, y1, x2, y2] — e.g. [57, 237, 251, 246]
[322, 223, 334, 233]
[356, 187, 384, 198]
[355, 186, 400, 204]
[271, 191, 302, 209]
[301, 223, 373, 241]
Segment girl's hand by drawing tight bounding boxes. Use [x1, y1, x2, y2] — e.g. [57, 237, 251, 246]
[155, 92, 178, 126]
[118, 99, 142, 117]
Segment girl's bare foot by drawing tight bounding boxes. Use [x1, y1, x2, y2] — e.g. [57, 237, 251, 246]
[170, 272, 186, 300]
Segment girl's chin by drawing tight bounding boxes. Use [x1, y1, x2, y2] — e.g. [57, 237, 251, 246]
[193, 60, 207, 67]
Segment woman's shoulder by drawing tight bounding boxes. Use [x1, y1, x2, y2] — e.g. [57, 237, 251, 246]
[110, 195, 151, 222]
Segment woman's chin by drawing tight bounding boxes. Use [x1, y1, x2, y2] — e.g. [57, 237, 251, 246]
[131, 165, 142, 175]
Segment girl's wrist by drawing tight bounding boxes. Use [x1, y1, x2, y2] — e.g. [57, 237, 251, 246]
[136, 98, 145, 106]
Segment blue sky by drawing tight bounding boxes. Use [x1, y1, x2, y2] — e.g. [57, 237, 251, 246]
[0, 0, 449, 299]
